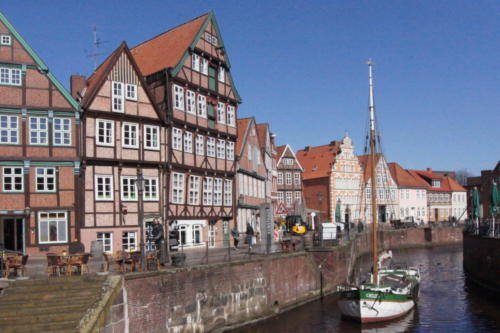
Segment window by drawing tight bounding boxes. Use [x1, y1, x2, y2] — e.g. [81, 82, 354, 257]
[29, 117, 48, 145]
[218, 67, 225, 83]
[286, 192, 292, 205]
[38, 212, 67, 244]
[206, 33, 218, 45]
[214, 178, 223, 206]
[188, 175, 200, 205]
[122, 122, 138, 148]
[217, 140, 226, 159]
[207, 137, 216, 157]
[121, 176, 137, 201]
[278, 192, 284, 203]
[183, 131, 193, 153]
[122, 232, 137, 251]
[172, 173, 184, 204]
[217, 102, 225, 124]
[366, 188, 371, 199]
[53, 118, 71, 146]
[285, 172, 292, 185]
[3, 167, 23, 192]
[197, 95, 207, 117]
[255, 146, 261, 165]
[192, 53, 200, 71]
[294, 191, 301, 203]
[186, 90, 196, 114]
[36, 167, 56, 192]
[0, 34, 11, 46]
[432, 180, 441, 188]
[203, 177, 213, 205]
[201, 58, 208, 75]
[144, 177, 159, 201]
[192, 225, 202, 245]
[195, 135, 204, 156]
[226, 141, 234, 161]
[172, 128, 182, 151]
[278, 172, 283, 185]
[96, 119, 114, 146]
[0, 115, 18, 144]
[0, 67, 21, 86]
[227, 105, 235, 126]
[96, 232, 112, 253]
[144, 125, 160, 150]
[95, 175, 113, 200]
[224, 180, 232, 206]
[126, 84, 137, 101]
[112, 81, 124, 112]
[294, 173, 301, 186]
[173, 85, 184, 110]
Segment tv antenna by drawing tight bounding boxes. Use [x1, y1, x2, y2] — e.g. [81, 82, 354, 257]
[87, 25, 107, 70]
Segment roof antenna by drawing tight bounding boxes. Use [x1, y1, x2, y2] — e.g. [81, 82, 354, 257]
[86, 25, 107, 71]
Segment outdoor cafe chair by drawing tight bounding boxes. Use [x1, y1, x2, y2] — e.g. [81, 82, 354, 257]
[67, 253, 90, 276]
[146, 251, 160, 271]
[4, 255, 28, 278]
[46, 253, 66, 277]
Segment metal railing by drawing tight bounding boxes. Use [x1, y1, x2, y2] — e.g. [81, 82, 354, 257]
[464, 218, 500, 238]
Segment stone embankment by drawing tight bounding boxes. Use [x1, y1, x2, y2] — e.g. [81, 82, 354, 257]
[463, 232, 500, 292]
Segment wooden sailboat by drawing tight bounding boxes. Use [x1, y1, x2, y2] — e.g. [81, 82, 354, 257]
[337, 61, 421, 323]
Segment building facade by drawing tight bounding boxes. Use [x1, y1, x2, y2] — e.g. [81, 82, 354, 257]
[235, 118, 267, 233]
[0, 12, 80, 256]
[131, 12, 240, 248]
[275, 145, 304, 218]
[466, 161, 500, 219]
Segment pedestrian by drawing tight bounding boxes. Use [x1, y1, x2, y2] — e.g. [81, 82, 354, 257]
[246, 222, 254, 250]
[231, 228, 239, 249]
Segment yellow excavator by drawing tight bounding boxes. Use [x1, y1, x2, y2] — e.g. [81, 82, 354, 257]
[286, 215, 307, 235]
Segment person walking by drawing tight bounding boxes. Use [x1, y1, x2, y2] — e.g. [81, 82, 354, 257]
[231, 228, 239, 249]
[246, 222, 254, 250]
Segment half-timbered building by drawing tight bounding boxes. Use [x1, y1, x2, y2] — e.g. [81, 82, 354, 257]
[131, 12, 240, 248]
[275, 145, 304, 218]
[256, 123, 278, 210]
[73, 42, 167, 253]
[0, 12, 80, 255]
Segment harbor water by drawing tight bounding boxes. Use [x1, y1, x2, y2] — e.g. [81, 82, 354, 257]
[232, 246, 500, 333]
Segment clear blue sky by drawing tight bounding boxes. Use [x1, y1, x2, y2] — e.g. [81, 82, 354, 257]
[2, 1, 498, 175]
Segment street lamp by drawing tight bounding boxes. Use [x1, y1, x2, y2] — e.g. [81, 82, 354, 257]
[136, 172, 145, 271]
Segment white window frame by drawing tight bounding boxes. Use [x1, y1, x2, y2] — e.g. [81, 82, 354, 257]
[96, 119, 114, 146]
[286, 191, 293, 205]
[186, 90, 196, 115]
[173, 85, 185, 111]
[207, 137, 216, 157]
[226, 141, 234, 161]
[294, 172, 301, 186]
[201, 58, 208, 75]
[197, 95, 207, 117]
[0, 34, 12, 46]
[53, 117, 72, 146]
[0, 67, 21, 86]
[278, 192, 284, 203]
[38, 211, 68, 244]
[122, 231, 137, 252]
[0, 115, 19, 144]
[218, 67, 225, 83]
[97, 232, 113, 253]
[203, 177, 213, 205]
[285, 172, 292, 185]
[172, 173, 185, 204]
[214, 178, 223, 206]
[188, 175, 200, 205]
[122, 122, 139, 149]
[277, 172, 283, 185]
[2, 167, 23, 192]
[144, 125, 160, 150]
[112, 81, 124, 112]
[125, 84, 137, 101]
[183, 131, 193, 153]
[224, 179, 232, 206]
[217, 139, 226, 159]
[192, 53, 200, 71]
[217, 102, 225, 124]
[121, 176, 137, 201]
[35, 167, 56, 192]
[95, 175, 113, 201]
[143, 177, 159, 201]
[294, 191, 301, 203]
[172, 128, 183, 151]
[195, 135, 204, 156]
[226, 105, 235, 127]
[29, 116, 48, 145]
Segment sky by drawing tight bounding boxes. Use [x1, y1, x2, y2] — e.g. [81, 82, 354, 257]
[1, 1, 498, 175]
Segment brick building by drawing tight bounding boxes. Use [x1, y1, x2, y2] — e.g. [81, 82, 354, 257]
[275, 144, 304, 218]
[466, 161, 500, 219]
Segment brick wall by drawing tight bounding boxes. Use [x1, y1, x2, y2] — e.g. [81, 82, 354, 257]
[463, 233, 500, 292]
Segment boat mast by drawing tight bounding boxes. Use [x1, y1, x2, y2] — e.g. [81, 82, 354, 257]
[367, 60, 379, 285]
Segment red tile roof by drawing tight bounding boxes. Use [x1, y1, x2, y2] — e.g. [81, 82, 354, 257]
[236, 117, 252, 156]
[387, 162, 427, 188]
[255, 123, 269, 152]
[131, 13, 209, 76]
[276, 145, 286, 160]
[296, 142, 340, 180]
[411, 169, 466, 192]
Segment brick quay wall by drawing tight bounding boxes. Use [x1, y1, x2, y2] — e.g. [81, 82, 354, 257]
[463, 233, 500, 292]
[120, 227, 462, 333]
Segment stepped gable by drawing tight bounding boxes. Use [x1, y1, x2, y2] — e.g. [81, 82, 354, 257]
[357, 153, 383, 182]
[388, 162, 427, 188]
[131, 13, 209, 76]
[236, 117, 252, 156]
[296, 142, 340, 180]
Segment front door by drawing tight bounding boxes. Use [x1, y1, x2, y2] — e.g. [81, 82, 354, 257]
[0, 217, 24, 253]
[378, 205, 387, 223]
[145, 220, 157, 252]
[222, 220, 229, 247]
[208, 222, 216, 248]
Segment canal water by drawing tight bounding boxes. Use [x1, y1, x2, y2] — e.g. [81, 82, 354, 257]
[232, 246, 500, 333]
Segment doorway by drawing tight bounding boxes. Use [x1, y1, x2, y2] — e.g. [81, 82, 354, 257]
[378, 205, 387, 223]
[0, 217, 24, 253]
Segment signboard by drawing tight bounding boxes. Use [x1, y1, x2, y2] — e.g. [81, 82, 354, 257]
[275, 202, 288, 215]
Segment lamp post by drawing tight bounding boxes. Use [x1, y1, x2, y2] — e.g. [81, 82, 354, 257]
[136, 172, 145, 271]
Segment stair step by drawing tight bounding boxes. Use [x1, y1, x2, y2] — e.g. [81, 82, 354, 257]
[0, 302, 91, 318]
[0, 319, 78, 333]
[1, 289, 100, 301]
[0, 310, 83, 326]
[8, 276, 106, 287]
[4, 282, 104, 294]
[0, 294, 99, 309]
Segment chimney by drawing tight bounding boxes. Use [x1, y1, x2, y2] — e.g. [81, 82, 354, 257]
[427, 168, 433, 173]
[329, 141, 336, 146]
[70, 75, 86, 100]
[304, 146, 310, 151]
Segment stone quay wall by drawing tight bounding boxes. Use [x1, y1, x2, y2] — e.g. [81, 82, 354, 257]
[121, 227, 462, 333]
[463, 232, 500, 292]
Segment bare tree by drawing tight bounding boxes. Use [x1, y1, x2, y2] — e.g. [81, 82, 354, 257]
[456, 169, 474, 186]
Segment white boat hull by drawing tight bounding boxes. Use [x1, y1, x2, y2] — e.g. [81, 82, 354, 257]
[338, 297, 414, 323]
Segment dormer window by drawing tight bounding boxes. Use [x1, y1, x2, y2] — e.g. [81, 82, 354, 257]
[0, 34, 11, 46]
[432, 180, 441, 188]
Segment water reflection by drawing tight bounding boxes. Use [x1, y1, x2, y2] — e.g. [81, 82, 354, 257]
[231, 246, 500, 333]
